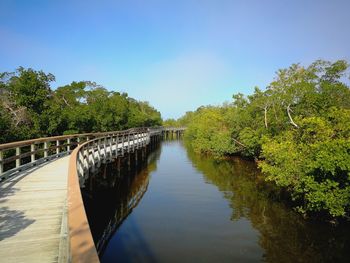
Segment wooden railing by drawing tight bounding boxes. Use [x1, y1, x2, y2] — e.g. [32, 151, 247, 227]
[0, 127, 166, 181]
[162, 126, 186, 131]
[0, 126, 182, 262]
[67, 127, 163, 263]
[75, 128, 151, 186]
[0, 132, 98, 181]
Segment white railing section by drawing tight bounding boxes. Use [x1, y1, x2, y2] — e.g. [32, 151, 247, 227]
[76, 128, 155, 186]
[0, 126, 183, 182]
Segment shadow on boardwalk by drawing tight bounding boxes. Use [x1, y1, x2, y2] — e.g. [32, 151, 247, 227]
[0, 158, 64, 242]
[0, 184, 34, 241]
[0, 207, 35, 241]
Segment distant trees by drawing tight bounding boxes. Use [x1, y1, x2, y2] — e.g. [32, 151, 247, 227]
[181, 60, 350, 218]
[162, 118, 178, 127]
[0, 67, 162, 143]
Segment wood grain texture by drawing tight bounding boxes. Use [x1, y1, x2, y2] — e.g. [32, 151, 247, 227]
[0, 156, 70, 263]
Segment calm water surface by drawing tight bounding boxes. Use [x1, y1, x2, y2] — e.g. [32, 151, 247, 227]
[84, 140, 350, 263]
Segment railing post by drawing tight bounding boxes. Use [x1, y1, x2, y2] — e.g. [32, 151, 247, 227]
[121, 135, 124, 156]
[111, 135, 115, 158]
[109, 136, 113, 159]
[128, 133, 130, 153]
[137, 133, 140, 149]
[16, 147, 21, 168]
[67, 138, 71, 152]
[97, 139, 101, 165]
[103, 137, 107, 159]
[83, 146, 88, 172]
[90, 142, 95, 172]
[78, 150, 84, 178]
[56, 140, 60, 155]
[88, 143, 92, 169]
[44, 142, 48, 158]
[31, 144, 35, 163]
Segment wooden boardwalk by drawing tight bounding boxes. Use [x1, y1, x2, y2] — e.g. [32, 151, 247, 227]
[0, 156, 70, 263]
[0, 127, 183, 262]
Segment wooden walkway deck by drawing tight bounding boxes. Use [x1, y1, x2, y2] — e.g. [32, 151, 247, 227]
[0, 127, 182, 262]
[0, 156, 70, 263]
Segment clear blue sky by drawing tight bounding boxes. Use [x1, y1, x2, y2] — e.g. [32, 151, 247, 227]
[1, 0, 349, 119]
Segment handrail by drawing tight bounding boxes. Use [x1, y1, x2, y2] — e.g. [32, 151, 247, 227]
[0, 127, 155, 181]
[67, 127, 162, 262]
[162, 126, 186, 130]
[68, 140, 100, 263]
[0, 126, 185, 261]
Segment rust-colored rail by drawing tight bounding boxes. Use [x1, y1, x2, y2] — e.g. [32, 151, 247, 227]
[67, 127, 164, 262]
[68, 142, 99, 262]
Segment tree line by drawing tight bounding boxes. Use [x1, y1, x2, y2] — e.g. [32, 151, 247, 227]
[171, 60, 350, 219]
[0, 67, 162, 143]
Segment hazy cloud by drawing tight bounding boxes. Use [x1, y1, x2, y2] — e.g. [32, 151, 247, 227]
[125, 52, 233, 119]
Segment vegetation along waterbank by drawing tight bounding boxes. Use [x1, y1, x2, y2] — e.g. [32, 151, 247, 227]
[167, 60, 350, 220]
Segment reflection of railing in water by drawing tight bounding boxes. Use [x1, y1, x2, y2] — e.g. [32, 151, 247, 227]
[85, 145, 162, 255]
[68, 127, 165, 262]
[96, 174, 150, 253]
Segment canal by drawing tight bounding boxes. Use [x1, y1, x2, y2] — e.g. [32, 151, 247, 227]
[83, 140, 350, 263]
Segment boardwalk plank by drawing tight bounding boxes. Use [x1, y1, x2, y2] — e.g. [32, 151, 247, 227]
[0, 156, 70, 263]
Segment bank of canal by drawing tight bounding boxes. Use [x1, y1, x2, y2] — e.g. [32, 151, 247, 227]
[84, 140, 350, 263]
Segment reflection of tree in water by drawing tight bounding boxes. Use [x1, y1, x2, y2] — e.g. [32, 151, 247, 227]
[83, 146, 161, 255]
[185, 146, 350, 263]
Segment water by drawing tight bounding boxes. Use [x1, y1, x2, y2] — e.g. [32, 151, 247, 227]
[84, 140, 350, 263]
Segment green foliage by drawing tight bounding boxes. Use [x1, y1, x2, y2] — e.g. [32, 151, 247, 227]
[127, 100, 162, 128]
[0, 67, 162, 142]
[0, 105, 14, 143]
[162, 118, 179, 127]
[8, 67, 54, 115]
[259, 112, 350, 217]
[238, 127, 264, 157]
[185, 106, 236, 156]
[181, 60, 350, 218]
